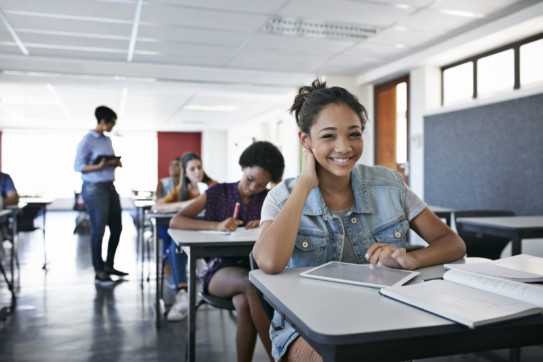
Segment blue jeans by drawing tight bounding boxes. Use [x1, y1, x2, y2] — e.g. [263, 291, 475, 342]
[159, 225, 188, 286]
[82, 181, 123, 273]
[168, 242, 188, 286]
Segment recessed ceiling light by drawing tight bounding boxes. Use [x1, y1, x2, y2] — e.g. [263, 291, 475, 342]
[441, 9, 485, 19]
[264, 17, 379, 40]
[183, 104, 239, 112]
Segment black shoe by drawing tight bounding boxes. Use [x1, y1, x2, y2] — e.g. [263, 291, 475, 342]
[104, 268, 129, 277]
[95, 273, 114, 286]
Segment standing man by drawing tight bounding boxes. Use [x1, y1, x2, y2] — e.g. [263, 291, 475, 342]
[74, 106, 127, 286]
[0, 171, 19, 209]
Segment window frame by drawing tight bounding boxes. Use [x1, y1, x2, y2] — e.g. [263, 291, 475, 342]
[441, 32, 543, 105]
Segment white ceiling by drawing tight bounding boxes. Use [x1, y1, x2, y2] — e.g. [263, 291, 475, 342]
[0, 0, 542, 133]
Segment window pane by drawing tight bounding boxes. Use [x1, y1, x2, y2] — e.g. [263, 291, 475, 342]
[443, 62, 473, 105]
[1, 132, 157, 199]
[520, 38, 543, 87]
[477, 49, 514, 97]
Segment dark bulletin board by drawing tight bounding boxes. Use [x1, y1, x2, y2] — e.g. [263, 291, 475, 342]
[424, 93, 543, 216]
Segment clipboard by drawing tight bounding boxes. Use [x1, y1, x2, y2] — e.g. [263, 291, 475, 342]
[93, 155, 121, 165]
[300, 261, 419, 289]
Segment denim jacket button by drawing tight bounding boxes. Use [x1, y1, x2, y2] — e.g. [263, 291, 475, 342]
[302, 240, 309, 248]
[350, 217, 357, 224]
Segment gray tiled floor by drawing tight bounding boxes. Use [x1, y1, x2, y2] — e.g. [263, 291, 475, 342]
[1, 210, 542, 362]
[0, 210, 269, 362]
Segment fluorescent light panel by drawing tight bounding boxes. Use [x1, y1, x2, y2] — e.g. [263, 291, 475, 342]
[264, 17, 379, 40]
[183, 104, 239, 112]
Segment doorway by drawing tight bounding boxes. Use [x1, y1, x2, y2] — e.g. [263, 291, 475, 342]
[374, 75, 409, 184]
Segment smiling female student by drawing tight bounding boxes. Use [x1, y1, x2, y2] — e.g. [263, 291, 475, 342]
[170, 141, 285, 362]
[253, 79, 466, 361]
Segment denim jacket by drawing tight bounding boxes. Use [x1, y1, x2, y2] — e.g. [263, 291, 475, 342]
[263, 164, 413, 360]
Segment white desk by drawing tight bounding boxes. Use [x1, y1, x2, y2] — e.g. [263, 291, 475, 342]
[168, 229, 257, 362]
[16, 198, 53, 270]
[455, 216, 543, 255]
[249, 262, 543, 361]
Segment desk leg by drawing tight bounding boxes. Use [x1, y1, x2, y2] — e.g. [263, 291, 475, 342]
[41, 206, 48, 270]
[510, 347, 520, 362]
[187, 250, 196, 362]
[139, 208, 145, 287]
[154, 220, 161, 329]
[511, 234, 522, 256]
[10, 217, 15, 286]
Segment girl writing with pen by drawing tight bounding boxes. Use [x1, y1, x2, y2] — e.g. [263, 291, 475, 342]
[252, 79, 466, 361]
[169, 141, 285, 362]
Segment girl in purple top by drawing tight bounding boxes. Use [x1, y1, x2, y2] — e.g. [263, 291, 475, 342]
[170, 141, 284, 362]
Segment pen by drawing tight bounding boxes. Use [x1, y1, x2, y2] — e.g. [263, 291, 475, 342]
[233, 202, 240, 219]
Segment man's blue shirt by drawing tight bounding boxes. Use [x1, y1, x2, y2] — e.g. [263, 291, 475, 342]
[74, 130, 116, 183]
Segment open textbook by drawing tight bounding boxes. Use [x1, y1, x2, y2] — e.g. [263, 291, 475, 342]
[444, 254, 543, 282]
[380, 269, 543, 328]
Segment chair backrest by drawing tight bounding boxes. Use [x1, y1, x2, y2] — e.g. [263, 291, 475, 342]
[454, 209, 515, 260]
[249, 251, 275, 321]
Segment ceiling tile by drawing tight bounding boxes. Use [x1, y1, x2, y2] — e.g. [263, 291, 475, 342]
[137, 24, 248, 45]
[140, 3, 268, 32]
[280, 0, 410, 27]
[2, 0, 137, 21]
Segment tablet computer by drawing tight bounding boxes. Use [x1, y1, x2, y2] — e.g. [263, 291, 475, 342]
[300, 261, 419, 289]
[93, 155, 121, 165]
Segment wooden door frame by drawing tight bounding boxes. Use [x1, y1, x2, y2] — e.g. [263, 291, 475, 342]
[373, 75, 410, 184]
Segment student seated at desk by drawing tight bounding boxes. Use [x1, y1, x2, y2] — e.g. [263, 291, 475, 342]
[153, 152, 217, 321]
[0, 172, 19, 253]
[155, 157, 181, 200]
[253, 79, 467, 362]
[0, 171, 19, 209]
[170, 141, 285, 362]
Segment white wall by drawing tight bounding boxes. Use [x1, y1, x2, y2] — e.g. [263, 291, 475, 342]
[225, 99, 300, 182]
[409, 67, 441, 200]
[202, 130, 227, 182]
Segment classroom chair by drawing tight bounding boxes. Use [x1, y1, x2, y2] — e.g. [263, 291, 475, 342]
[160, 244, 234, 315]
[454, 209, 515, 260]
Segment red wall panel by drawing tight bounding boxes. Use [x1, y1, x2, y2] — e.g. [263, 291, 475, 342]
[157, 132, 201, 180]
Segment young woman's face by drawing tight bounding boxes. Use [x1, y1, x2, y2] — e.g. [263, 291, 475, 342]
[185, 159, 204, 183]
[301, 103, 363, 178]
[169, 159, 181, 177]
[238, 166, 271, 198]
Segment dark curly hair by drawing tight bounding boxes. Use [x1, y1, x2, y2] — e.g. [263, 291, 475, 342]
[239, 141, 285, 184]
[289, 78, 367, 134]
